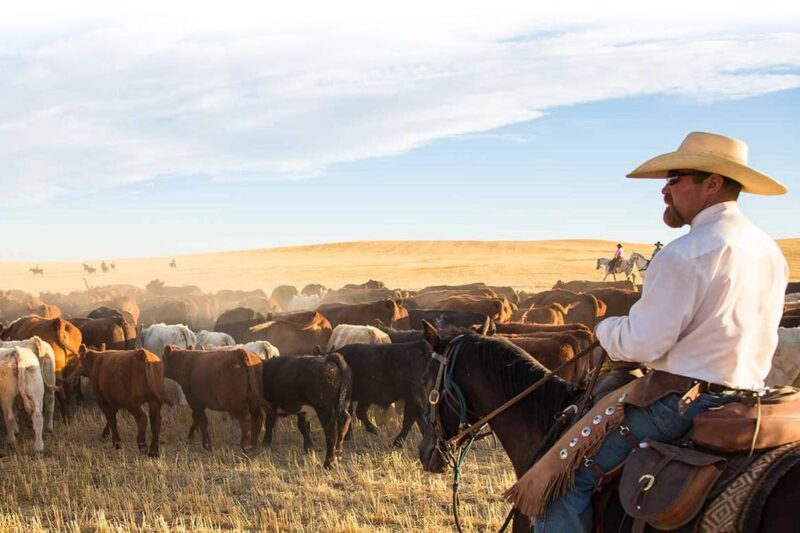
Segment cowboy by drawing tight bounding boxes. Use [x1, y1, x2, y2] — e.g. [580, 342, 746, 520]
[531, 132, 788, 532]
[651, 240, 663, 260]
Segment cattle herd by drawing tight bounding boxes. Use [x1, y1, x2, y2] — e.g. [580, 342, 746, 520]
[1, 277, 799, 472]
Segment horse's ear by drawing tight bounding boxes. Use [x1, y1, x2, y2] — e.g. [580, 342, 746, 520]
[479, 317, 491, 336]
[421, 320, 439, 347]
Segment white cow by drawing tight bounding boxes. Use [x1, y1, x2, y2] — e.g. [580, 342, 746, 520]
[141, 323, 198, 357]
[288, 294, 321, 312]
[231, 340, 280, 360]
[766, 327, 800, 388]
[196, 330, 236, 349]
[0, 346, 45, 453]
[327, 324, 391, 352]
[141, 323, 197, 406]
[1, 337, 57, 433]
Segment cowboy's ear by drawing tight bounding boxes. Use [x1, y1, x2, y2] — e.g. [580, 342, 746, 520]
[705, 174, 725, 194]
[422, 320, 439, 347]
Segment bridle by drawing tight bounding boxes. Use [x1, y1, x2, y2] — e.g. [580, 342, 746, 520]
[424, 335, 603, 533]
[425, 334, 492, 533]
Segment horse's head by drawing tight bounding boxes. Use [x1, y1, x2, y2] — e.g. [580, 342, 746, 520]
[417, 320, 474, 473]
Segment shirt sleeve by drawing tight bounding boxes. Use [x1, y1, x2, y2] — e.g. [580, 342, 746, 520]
[595, 249, 707, 363]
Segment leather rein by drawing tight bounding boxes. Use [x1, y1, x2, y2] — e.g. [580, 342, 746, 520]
[426, 335, 601, 532]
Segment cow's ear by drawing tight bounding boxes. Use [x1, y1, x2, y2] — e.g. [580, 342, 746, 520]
[100, 342, 106, 351]
[313, 345, 322, 356]
[476, 317, 491, 336]
[422, 320, 439, 347]
[164, 344, 173, 356]
[79, 344, 87, 356]
[373, 318, 385, 328]
[187, 344, 194, 350]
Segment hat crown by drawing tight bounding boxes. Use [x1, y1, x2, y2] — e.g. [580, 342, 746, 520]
[677, 132, 748, 165]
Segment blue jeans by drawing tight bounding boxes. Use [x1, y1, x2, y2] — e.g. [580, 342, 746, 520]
[534, 392, 731, 533]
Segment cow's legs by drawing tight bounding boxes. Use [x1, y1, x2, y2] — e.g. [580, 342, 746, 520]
[148, 400, 161, 458]
[296, 411, 314, 453]
[249, 405, 263, 453]
[26, 389, 44, 454]
[262, 407, 278, 447]
[102, 406, 121, 449]
[193, 407, 212, 451]
[127, 404, 148, 453]
[393, 398, 420, 447]
[316, 408, 337, 469]
[1, 395, 17, 448]
[56, 382, 70, 423]
[336, 407, 351, 456]
[43, 386, 55, 434]
[233, 410, 252, 452]
[356, 402, 378, 434]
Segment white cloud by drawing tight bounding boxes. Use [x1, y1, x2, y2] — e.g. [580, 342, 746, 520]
[1, 1, 799, 204]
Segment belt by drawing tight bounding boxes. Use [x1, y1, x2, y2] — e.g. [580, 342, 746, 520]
[696, 380, 732, 395]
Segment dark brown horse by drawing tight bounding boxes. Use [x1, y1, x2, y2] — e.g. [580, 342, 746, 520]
[416, 325, 800, 533]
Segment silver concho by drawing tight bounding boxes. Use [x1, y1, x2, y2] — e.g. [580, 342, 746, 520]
[592, 415, 603, 425]
[605, 406, 616, 416]
[560, 449, 569, 459]
[581, 426, 591, 437]
[569, 437, 579, 447]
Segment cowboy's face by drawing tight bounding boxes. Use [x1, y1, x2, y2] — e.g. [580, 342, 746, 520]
[660, 170, 718, 228]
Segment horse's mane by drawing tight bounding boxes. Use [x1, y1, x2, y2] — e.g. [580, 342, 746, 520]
[453, 332, 576, 430]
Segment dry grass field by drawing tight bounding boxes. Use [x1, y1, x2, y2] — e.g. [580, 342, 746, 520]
[3, 239, 799, 295]
[1, 238, 798, 532]
[1, 404, 514, 532]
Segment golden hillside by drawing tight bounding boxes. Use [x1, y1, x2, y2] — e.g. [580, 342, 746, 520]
[2, 239, 798, 295]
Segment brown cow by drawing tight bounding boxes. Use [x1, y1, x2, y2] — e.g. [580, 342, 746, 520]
[139, 297, 192, 327]
[317, 300, 410, 330]
[586, 288, 642, 317]
[495, 322, 592, 336]
[215, 307, 267, 343]
[248, 311, 332, 355]
[1, 315, 83, 420]
[162, 346, 264, 453]
[408, 288, 499, 308]
[553, 279, 636, 292]
[531, 290, 606, 329]
[436, 295, 513, 323]
[522, 303, 566, 325]
[502, 335, 586, 385]
[144, 279, 202, 297]
[71, 316, 137, 350]
[79, 347, 168, 457]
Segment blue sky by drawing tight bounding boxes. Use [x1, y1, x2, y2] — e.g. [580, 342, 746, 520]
[1, 2, 799, 260]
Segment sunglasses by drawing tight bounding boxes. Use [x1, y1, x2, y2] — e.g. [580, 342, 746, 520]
[665, 170, 711, 186]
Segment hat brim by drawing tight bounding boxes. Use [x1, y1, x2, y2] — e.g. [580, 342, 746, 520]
[626, 151, 788, 195]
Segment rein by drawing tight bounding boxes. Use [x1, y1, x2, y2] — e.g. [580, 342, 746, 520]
[427, 336, 601, 532]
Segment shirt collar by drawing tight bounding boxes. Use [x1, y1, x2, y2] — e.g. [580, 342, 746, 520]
[690, 201, 740, 229]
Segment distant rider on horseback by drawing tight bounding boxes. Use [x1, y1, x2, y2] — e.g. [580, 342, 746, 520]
[609, 243, 625, 271]
[530, 132, 789, 532]
[651, 240, 663, 260]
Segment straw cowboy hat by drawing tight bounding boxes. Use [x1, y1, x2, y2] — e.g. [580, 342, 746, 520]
[626, 132, 788, 195]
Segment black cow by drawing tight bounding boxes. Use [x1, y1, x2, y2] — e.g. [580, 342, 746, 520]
[335, 340, 433, 446]
[261, 354, 351, 468]
[408, 309, 495, 335]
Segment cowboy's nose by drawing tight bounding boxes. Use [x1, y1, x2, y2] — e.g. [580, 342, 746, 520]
[661, 182, 670, 194]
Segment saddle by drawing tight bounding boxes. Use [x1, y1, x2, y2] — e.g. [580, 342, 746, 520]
[599, 383, 800, 532]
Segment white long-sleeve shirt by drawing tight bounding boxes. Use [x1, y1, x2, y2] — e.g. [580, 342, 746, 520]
[596, 201, 788, 390]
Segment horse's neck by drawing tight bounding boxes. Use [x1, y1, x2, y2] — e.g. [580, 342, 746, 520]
[472, 380, 574, 478]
